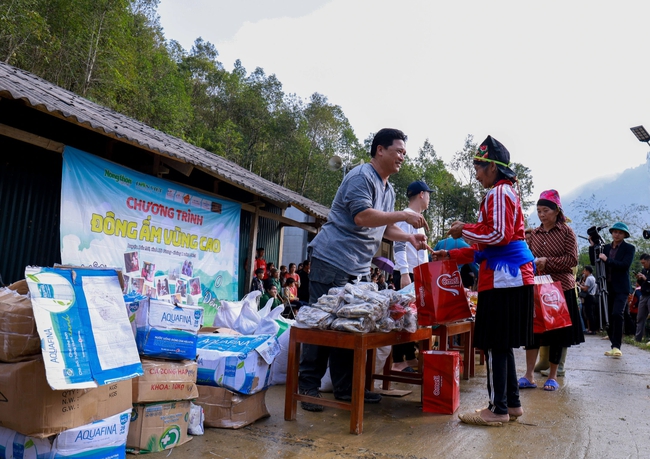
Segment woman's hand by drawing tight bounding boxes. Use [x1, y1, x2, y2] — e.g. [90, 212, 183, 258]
[448, 221, 465, 239]
[431, 250, 448, 261]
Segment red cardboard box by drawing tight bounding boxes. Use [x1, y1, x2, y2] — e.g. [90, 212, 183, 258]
[422, 350, 460, 414]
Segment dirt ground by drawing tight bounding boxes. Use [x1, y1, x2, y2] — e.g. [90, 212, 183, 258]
[145, 335, 650, 459]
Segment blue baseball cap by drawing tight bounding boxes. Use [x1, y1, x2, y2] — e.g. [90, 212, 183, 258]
[407, 181, 433, 198]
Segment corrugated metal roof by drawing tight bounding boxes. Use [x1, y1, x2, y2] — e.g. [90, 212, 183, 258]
[0, 61, 330, 221]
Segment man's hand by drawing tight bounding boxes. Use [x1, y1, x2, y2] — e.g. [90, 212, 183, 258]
[400, 273, 412, 287]
[637, 272, 647, 282]
[598, 253, 607, 262]
[448, 221, 465, 239]
[404, 212, 429, 231]
[409, 233, 432, 253]
[536, 257, 547, 272]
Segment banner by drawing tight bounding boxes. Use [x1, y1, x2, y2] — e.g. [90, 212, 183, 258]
[61, 146, 241, 320]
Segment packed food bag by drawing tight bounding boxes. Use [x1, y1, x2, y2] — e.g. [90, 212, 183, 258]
[296, 282, 418, 333]
[295, 306, 335, 329]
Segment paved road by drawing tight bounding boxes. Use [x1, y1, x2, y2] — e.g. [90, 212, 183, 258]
[152, 334, 650, 459]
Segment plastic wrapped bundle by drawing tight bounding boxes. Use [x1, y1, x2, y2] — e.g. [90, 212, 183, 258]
[331, 317, 374, 333]
[295, 306, 336, 329]
[394, 303, 418, 333]
[313, 294, 342, 314]
[375, 316, 396, 333]
[337, 302, 384, 322]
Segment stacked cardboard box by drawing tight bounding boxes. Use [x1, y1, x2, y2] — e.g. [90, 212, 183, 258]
[126, 298, 203, 453]
[194, 330, 280, 429]
[0, 270, 145, 459]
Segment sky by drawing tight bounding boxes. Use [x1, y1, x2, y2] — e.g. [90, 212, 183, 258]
[157, 0, 650, 202]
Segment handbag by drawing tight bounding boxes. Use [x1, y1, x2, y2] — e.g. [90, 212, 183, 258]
[414, 260, 472, 326]
[533, 276, 572, 334]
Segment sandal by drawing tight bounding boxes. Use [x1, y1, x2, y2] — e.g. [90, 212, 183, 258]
[458, 412, 503, 427]
[518, 377, 537, 389]
[543, 378, 559, 391]
[474, 408, 519, 422]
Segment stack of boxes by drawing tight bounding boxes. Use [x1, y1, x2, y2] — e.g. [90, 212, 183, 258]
[0, 277, 135, 458]
[193, 331, 280, 429]
[126, 298, 203, 453]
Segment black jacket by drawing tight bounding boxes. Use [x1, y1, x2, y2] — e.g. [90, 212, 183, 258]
[590, 240, 635, 294]
[640, 267, 650, 296]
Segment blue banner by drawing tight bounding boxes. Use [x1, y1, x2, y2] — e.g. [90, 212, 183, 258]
[61, 146, 241, 323]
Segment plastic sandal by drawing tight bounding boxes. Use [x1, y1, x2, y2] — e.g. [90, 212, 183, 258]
[543, 378, 559, 391]
[518, 377, 537, 389]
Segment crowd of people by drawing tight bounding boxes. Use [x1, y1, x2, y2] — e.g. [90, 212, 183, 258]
[249, 248, 311, 318]
[243, 129, 647, 427]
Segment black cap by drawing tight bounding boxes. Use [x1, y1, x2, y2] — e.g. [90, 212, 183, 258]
[475, 135, 516, 179]
[407, 181, 433, 198]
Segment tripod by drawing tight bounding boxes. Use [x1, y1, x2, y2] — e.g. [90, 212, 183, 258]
[593, 244, 609, 330]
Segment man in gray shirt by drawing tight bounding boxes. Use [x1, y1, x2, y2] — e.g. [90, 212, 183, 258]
[299, 128, 431, 411]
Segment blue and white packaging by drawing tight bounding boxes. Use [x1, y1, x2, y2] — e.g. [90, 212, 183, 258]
[135, 299, 203, 360]
[50, 409, 131, 459]
[123, 294, 148, 337]
[196, 334, 280, 394]
[25, 266, 143, 390]
[0, 426, 52, 459]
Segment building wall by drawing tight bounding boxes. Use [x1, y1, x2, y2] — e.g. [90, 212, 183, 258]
[0, 139, 62, 284]
[281, 207, 314, 268]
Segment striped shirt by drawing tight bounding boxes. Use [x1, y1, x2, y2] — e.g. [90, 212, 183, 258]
[530, 222, 578, 291]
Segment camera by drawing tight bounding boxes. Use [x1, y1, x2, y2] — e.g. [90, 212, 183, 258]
[587, 225, 607, 246]
[643, 229, 650, 240]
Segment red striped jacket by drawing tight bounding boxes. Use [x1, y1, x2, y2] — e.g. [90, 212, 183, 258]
[449, 180, 534, 292]
[530, 222, 578, 291]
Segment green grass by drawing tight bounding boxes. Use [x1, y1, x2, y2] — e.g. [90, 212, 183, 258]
[623, 334, 650, 350]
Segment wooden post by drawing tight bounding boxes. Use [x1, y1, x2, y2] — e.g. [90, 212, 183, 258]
[245, 204, 261, 294]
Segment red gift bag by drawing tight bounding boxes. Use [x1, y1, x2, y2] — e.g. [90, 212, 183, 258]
[422, 350, 460, 414]
[533, 278, 572, 334]
[414, 261, 472, 326]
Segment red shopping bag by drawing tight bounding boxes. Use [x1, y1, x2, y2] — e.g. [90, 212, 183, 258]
[533, 280, 572, 334]
[422, 350, 460, 414]
[414, 261, 472, 326]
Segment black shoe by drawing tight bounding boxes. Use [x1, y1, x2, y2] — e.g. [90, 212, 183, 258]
[335, 389, 382, 404]
[299, 388, 324, 412]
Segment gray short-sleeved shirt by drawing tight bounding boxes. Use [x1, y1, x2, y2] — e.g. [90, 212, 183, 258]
[309, 163, 395, 276]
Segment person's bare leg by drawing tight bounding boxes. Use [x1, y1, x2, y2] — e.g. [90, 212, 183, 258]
[522, 348, 538, 384]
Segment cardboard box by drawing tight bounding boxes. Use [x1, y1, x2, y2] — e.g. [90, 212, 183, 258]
[135, 299, 203, 361]
[422, 350, 460, 414]
[51, 408, 131, 458]
[127, 401, 192, 454]
[0, 357, 132, 438]
[0, 288, 41, 362]
[196, 385, 269, 429]
[132, 358, 199, 403]
[196, 334, 280, 394]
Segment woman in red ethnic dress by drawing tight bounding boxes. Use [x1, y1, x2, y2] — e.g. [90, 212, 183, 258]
[433, 135, 535, 426]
